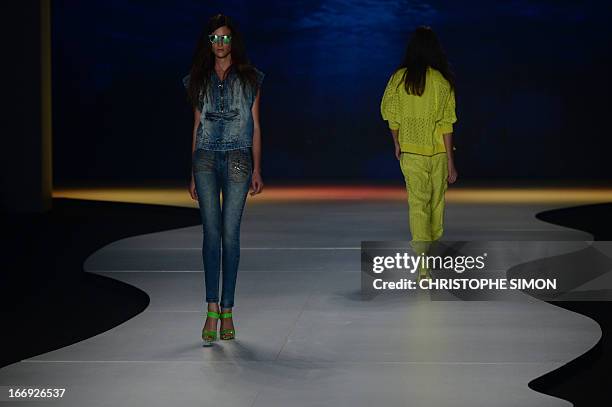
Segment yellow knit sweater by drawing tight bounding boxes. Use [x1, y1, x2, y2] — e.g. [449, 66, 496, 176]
[380, 67, 457, 156]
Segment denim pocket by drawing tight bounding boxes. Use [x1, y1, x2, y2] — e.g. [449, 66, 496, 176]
[227, 148, 252, 182]
[203, 110, 241, 145]
[192, 149, 215, 173]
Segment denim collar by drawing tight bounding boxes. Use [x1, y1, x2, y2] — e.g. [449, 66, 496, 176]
[211, 65, 236, 84]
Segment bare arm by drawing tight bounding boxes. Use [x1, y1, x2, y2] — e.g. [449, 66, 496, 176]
[443, 132, 458, 183]
[250, 89, 264, 195]
[390, 129, 400, 160]
[251, 89, 262, 173]
[440, 86, 457, 183]
[191, 108, 201, 156]
[443, 133, 453, 163]
[188, 108, 201, 200]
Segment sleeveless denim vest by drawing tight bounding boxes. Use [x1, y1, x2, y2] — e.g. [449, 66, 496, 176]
[182, 66, 264, 151]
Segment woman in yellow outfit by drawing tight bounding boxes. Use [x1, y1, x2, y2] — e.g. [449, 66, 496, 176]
[380, 26, 458, 280]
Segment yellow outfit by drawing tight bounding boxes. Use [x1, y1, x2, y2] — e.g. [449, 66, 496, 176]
[380, 66, 456, 155]
[380, 67, 457, 252]
[400, 152, 448, 256]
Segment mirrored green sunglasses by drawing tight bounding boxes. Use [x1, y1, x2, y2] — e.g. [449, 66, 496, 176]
[208, 34, 232, 45]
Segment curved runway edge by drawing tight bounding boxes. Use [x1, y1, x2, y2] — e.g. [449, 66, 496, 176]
[0, 198, 599, 407]
[0, 198, 201, 368]
[529, 203, 612, 406]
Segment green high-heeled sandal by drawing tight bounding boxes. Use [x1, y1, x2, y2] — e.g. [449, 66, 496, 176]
[219, 312, 236, 340]
[202, 310, 220, 346]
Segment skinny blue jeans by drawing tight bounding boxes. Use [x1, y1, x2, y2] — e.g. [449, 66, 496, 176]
[192, 148, 252, 308]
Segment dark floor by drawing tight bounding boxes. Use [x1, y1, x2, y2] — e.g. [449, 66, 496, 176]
[529, 203, 612, 406]
[0, 198, 201, 368]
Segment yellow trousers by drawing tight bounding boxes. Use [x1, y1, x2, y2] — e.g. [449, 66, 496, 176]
[399, 152, 448, 256]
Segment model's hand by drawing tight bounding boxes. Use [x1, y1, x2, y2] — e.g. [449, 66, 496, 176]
[447, 161, 458, 184]
[250, 170, 264, 196]
[189, 176, 198, 200]
[395, 143, 401, 160]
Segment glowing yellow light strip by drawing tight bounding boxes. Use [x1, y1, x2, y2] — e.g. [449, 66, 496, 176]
[52, 186, 612, 207]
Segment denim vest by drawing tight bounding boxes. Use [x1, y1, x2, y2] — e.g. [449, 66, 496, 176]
[182, 66, 264, 151]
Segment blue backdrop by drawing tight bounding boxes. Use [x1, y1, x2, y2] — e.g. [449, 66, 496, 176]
[51, 0, 612, 184]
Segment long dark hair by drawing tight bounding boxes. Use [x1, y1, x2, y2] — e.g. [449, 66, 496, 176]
[395, 26, 455, 96]
[186, 14, 258, 109]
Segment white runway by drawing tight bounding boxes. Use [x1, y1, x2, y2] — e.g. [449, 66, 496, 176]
[0, 201, 600, 406]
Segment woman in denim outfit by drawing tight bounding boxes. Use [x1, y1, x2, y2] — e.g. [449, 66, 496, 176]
[183, 14, 264, 346]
